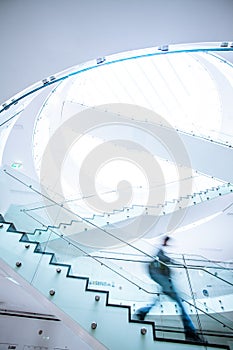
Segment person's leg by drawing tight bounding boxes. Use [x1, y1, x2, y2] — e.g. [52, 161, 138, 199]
[135, 265, 161, 320]
[158, 276, 199, 335]
[138, 268, 204, 341]
[167, 289, 196, 332]
[135, 305, 153, 320]
[162, 282, 204, 341]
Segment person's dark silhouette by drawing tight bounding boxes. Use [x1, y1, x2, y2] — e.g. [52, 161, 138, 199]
[135, 236, 203, 342]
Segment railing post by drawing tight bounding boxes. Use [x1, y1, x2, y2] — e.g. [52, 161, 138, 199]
[182, 254, 203, 337]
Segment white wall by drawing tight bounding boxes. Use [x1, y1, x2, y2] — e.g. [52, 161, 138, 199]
[0, 315, 94, 350]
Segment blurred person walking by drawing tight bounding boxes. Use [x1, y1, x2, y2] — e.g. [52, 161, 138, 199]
[135, 236, 203, 342]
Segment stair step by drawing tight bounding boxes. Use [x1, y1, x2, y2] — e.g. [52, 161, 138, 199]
[0, 220, 230, 350]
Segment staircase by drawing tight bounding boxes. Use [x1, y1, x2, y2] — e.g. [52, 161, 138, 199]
[0, 215, 232, 350]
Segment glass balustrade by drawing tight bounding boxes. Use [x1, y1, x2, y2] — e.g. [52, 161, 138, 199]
[1, 42, 233, 349]
[1, 166, 233, 338]
[1, 44, 233, 149]
[1, 210, 233, 345]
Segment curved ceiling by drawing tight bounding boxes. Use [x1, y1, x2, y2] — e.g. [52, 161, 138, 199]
[1, 0, 233, 103]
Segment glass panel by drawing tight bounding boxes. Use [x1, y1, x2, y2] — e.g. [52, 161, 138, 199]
[1, 43, 233, 348]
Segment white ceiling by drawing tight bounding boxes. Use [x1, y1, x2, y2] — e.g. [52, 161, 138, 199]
[1, 0, 233, 103]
